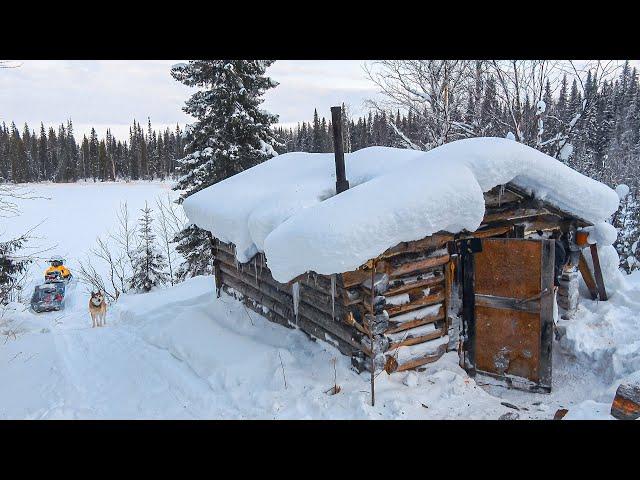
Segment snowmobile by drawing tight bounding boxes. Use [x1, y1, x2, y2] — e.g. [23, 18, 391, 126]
[44, 256, 72, 283]
[30, 257, 73, 313]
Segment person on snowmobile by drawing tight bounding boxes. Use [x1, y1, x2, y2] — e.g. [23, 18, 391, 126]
[45, 257, 71, 281]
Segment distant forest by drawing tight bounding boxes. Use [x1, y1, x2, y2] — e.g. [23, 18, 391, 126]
[276, 64, 640, 193]
[2, 61, 640, 195]
[0, 119, 185, 183]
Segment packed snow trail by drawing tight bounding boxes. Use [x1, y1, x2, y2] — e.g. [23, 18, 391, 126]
[4, 272, 633, 420]
[1, 276, 517, 419]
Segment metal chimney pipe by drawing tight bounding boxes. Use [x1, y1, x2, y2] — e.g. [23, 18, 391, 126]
[331, 106, 350, 194]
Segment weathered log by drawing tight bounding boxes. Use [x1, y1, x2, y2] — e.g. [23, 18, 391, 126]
[379, 233, 453, 260]
[553, 408, 569, 420]
[383, 288, 445, 317]
[386, 306, 445, 334]
[223, 285, 292, 329]
[504, 183, 590, 227]
[363, 313, 389, 335]
[388, 254, 450, 279]
[216, 249, 287, 291]
[341, 268, 376, 289]
[483, 186, 523, 207]
[218, 263, 293, 307]
[296, 301, 365, 351]
[461, 225, 512, 239]
[393, 344, 447, 372]
[221, 275, 294, 322]
[388, 327, 446, 350]
[590, 244, 608, 301]
[222, 275, 362, 357]
[611, 382, 640, 420]
[220, 262, 362, 348]
[298, 283, 347, 319]
[482, 202, 549, 224]
[578, 252, 598, 300]
[362, 271, 443, 298]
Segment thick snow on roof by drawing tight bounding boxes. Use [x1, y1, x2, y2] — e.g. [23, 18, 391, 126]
[183, 137, 619, 283]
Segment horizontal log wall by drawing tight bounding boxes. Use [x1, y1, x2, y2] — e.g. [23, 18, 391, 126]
[209, 182, 572, 373]
[214, 240, 367, 361]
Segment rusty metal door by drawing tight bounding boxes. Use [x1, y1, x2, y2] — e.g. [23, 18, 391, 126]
[462, 238, 554, 393]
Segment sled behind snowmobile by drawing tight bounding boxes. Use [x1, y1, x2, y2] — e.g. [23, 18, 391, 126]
[31, 281, 66, 313]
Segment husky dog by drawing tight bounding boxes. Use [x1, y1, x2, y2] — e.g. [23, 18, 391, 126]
[89, 291, 107, 328]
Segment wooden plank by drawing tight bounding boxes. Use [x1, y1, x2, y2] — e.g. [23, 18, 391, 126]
[394, 344, 447, 372]
[388, 327, 445, 350]
[379, 233, 454, 260]
[538, 239, 555, 392]
[385, 289, 445, 316]
[388, 254, 450, 278]
[504, 183, 590, 227]
[578, 251, 598, 300]
[222, 272, 365, 354]
[361, 271, 444, 298]
[461, 225, 512, 239]
[363, 288, 444, 316]
[341, 269, 373, 289]
[590, 244, 608, 301]
[222, 284, 292, 329]
[444, 259, 453, 335]
[207, 232, 223, 296]
[482, 204, 549, 224]
[483, 186, 523, 207]
[386, 307, 445, 334]
[460, 238, 476, 374]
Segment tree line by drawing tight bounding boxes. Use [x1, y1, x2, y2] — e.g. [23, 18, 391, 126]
[0, 119, 186, 183]
[276, 61, 640, 271]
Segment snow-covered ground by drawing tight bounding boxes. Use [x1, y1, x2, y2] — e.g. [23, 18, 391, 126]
[1, 182, 639, 419]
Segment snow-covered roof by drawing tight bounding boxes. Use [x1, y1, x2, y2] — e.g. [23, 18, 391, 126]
[183, 137, 619, 283]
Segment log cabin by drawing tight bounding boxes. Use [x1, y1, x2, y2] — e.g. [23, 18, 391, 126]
[182, 125, 620, 394]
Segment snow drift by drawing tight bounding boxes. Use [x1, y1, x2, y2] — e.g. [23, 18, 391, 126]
[183, 137, 619, 283]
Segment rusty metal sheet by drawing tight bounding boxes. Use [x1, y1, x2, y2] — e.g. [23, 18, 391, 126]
[474, 238, 541, 300]
[465, 238, 554, 392]
[475, 305, 541, 382]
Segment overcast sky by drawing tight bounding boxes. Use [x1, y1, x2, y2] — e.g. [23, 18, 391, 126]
[0, 60, 378, 140]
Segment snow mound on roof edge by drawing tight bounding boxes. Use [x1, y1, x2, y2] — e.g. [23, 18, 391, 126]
[183, 137, 619, 283]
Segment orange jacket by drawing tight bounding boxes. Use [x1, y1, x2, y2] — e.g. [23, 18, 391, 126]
[45, 265, 70, 278]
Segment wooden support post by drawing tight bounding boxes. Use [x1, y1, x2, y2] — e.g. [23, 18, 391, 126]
[589, 244, 608, 301]
[511, 224, 525, 238]
[331, 106, 350, 194]
[206, 231, 222, 298]
[369, 264, 375, 407]
[578, 252, 598, 300]
[460, 238, 479, 374]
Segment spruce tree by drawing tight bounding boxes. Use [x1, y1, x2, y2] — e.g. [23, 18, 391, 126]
[171, 60, 279, 197]
[129, 203, 168, 292]
[170, 60, 279, 280]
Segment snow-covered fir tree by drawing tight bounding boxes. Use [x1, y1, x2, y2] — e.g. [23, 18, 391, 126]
[129, 203, 169, 292]
[170, 60, 280, 197]
[170, 60, 280, 278]
[0, 234, 30, 304]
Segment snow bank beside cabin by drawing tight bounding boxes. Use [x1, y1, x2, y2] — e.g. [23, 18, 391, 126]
[183, 137, 619, 283]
